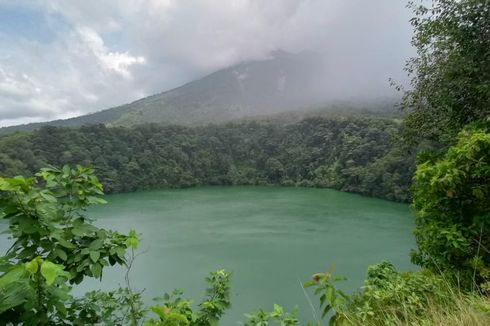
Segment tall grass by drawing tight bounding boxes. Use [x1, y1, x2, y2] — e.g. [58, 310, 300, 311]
[425, 295, 490, 326]
[330, 262, 490, 326]
[341, 292, 490, 325]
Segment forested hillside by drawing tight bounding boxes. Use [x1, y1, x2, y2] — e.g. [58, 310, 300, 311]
[0, 114, 414, 201]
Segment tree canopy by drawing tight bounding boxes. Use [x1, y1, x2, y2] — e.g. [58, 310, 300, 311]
[0, 114, 415, 202]
[401, 0, 490, 146]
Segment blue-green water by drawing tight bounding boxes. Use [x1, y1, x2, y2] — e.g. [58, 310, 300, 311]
[1, 186, 416, 324]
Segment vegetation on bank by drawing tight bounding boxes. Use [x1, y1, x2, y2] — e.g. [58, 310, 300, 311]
[0, 114, 414, 202]
[325, 262, 490, 326]
[411, 122, 490, 288]
[324, 121, 490, 325]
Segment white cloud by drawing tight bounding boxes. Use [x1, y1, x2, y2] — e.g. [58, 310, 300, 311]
[76, 26, 145, 79]
[0, 69, 40, 99]
[0, 27, 147, 126]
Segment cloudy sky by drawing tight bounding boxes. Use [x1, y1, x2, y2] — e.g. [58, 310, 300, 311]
[0, 0, 414, 127]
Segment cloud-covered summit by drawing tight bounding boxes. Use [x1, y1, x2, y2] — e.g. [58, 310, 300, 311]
[0, 0, 414, 127]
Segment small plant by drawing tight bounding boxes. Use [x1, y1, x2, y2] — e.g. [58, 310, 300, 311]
[303, 266, 349, 325]
[67, 288, 146, 325]
[146, 269, 231, 326]
[243, 304, 299, 326]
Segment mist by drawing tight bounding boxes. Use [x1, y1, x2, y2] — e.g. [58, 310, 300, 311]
[0, 0, 414, 126]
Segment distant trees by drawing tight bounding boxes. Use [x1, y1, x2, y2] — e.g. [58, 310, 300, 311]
[0, 115, 415, 202]
[400, 0, 490, 146]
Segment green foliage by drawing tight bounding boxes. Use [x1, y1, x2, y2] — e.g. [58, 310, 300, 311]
[67, 288, 146, 325]
[303, 267, 349, 325]
[0, 115, 415, 202]
[0, 166, 234, 325]
[345, 261, 452, 325]
[146, 269, 231, 326]
[0, 166, 129, 285]
[148, 290, 193, 326]
[243, 304, 299, 326]
[298, 261, 490, 326]
[400, 0, 490, 146]
[0, 165, 135, 324]
[411, 122, 490, 288]
[0, 256, 72, 324]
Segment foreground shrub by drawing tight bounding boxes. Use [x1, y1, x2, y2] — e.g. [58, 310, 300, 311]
[411, 121, 490, 289]
[344, 261, 454, 325]
[0, 166, 233, 325]
[309, 261, 490, 326]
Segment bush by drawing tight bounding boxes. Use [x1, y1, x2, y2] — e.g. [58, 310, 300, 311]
[345, 261, 453, 325]
[321, 261, 490, 326]
[411, 121, 490, 288]
[0, 166, 232, 325]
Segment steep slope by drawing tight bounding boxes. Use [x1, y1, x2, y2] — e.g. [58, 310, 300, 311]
[1, 51, 331, 133]
[1, 50, 399, 134]
[109, 50, 328, 127]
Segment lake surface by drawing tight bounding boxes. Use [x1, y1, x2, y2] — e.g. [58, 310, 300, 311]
[82, 186, 415, 324]
[0, 186, 415, 324]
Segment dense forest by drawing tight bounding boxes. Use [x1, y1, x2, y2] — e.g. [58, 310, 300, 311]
[0, 114, 414, 202]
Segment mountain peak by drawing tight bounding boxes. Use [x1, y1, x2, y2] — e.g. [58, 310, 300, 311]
[0, 50, 359, 134]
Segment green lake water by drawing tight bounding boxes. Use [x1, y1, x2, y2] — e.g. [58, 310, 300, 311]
[0, 186, 416, 324]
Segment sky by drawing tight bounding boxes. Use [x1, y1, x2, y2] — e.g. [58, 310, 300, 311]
[0, 0, 415, 127]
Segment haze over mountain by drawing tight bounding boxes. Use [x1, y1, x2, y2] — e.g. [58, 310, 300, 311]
[0, 50, 399, 134]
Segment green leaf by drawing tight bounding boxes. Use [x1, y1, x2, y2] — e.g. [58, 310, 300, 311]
[55, 248, 68, 261]
[55, 236, 76, 249]
[0, 280, 32, 314]
[39, 191, 57, 203]
[87, 196, 107, 205]
[150, 305, 167, 319]
[90, 263, 102, 279]
[62, 165, 71, 177]
[89, 251, 100, 263]
[71, 227, 86, 237]
[89, 238, 104, 250]
[320, 294, 326, 307]
[17, 218, 39, 234]
[325, 287, 334, 304]
[125, 237, 139, 250]
[115, 247, 127, 258]
[0, 266, 26, 288]
[40, 261, 64, 285]
[25, 259, 39, 274]
[303, 280, 316, 288]
[321, 304, 332, 318]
